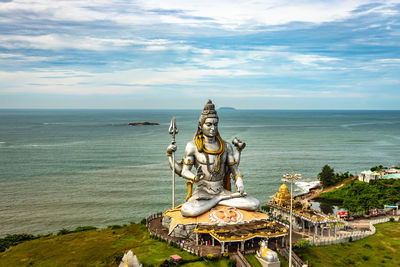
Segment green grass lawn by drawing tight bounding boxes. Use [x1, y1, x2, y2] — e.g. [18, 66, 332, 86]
[2, 221, 398, 266]
[0, 223, 200, 266]
[181, 258, 233, 266]
[244, 254, 262, 267]
[295, 221, 400, 266]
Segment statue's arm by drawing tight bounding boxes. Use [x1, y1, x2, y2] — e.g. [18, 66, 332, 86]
[232, 137, 246, 165]
[227, 143, 244, 194]
[180, 142, 197, 181]
[166, 144, 183, 176]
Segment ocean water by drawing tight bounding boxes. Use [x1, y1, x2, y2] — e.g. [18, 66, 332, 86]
[0, 109, 399, 237]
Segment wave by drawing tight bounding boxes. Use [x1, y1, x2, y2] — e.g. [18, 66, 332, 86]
[20, 141, 86, 148]
[223, 124, 313, 128]
[43, 122, 66, 125]
[340, 121, 394, 128]
[383, 134, 400, 140]
[295, 180, 320, 193]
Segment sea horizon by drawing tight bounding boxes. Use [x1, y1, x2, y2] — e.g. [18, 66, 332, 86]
[1, 108, 400, 111]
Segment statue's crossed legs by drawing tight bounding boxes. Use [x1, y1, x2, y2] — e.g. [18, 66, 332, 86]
[180, 188, 260, 217]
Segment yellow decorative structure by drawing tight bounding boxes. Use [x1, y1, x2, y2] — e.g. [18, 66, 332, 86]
[164, 205, 270, 235]
[271, 183, 291, 207]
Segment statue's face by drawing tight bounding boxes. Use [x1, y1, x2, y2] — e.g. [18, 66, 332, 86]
[201, 118, 218, 137]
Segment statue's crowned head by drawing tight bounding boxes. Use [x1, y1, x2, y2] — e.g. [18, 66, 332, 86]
[197, 99, 219, 136]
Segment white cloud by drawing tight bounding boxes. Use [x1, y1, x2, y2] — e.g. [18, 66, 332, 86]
[136, 0, 395, 29]
[376, 58, 400, 63]
[291, 54, 341, 66]
[2, 0, 397, 31]
[0, 52, 50, 62]
[204, 88, 367, 99]
[0, 34, 184, 51]
[0, 64, 261, 95]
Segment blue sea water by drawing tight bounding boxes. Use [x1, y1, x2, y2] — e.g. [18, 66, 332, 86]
[0, 109, 399, 236]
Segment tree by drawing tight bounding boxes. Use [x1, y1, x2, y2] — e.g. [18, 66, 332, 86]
[370, 165, 384, 172]
[318, 165, 335, 188]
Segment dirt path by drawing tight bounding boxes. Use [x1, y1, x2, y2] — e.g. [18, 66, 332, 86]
[303, 176, 357, 201]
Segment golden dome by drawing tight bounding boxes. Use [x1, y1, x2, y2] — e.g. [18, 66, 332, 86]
[279, 183, 289, 193]
[272, 183, 291, 207]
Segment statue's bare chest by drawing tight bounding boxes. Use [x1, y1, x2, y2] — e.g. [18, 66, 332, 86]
[194, 150, 226, 166]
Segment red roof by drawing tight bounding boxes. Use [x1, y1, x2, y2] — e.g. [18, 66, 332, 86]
[170, 254, 182, 261]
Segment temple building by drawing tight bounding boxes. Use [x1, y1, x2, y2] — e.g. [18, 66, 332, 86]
[268, 183, 340, 239]
[163, 205, 288, 254]
[271, 183, 291, 207]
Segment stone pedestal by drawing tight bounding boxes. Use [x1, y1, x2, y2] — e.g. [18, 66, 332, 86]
[256, 256, 280, 267]
[162, 213, 196, 239]
[162, 205, 271, 239]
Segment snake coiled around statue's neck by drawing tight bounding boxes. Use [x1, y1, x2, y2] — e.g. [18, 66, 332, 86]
[195, 134, 225, 174]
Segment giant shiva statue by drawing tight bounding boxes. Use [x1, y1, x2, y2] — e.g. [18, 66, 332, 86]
[166, 100, 259, 217]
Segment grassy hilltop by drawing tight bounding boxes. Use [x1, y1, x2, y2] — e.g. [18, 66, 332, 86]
[1, 219, 399, 266]
[295, 221, 400, 266]
[0, 223, 206, 267]
[315, 179, 400, 213]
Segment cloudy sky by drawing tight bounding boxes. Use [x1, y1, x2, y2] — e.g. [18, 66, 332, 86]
[0, 0, 399, 109]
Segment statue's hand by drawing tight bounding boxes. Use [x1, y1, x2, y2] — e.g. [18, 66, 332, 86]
[166, 144, 177, 155]
[236, 176, 244, 195]
[195, 166, 205, 182]
[232, 137, 246, 151]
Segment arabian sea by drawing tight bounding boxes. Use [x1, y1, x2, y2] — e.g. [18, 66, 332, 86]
[0, 109, 399, 237]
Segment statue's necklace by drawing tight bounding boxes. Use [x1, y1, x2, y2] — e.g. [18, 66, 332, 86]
[202, 136, 225, 175]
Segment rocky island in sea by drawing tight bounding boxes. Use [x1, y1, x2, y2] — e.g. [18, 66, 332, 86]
[128, 122, 160, 126]
[218, 107, 236, 111]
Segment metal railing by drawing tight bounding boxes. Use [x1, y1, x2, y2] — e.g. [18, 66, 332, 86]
[310, 216, 399, 246]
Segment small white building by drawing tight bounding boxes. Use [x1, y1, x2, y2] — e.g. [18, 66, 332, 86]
[358, 170, 381, 183]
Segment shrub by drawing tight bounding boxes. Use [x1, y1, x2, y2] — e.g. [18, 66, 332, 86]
[348, 236, 353, 242]
[389, 217, 395, 222]
[228, 258, 236, 267]
[362, 255, 369, 261]
[57, 228, 73, 236]
[112, 251, 124, 264]
[293, 239, 310, 249]
[363, 243, 372, 248]
[107, 225, 122, 230]
[140, 218, 147, 225]
[37, 233, 53, 238]
[206, 254, 215, 260]
[0, 234, 37, 252]
[74, 226, 97, 232]
[260, 205, 271, 212]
